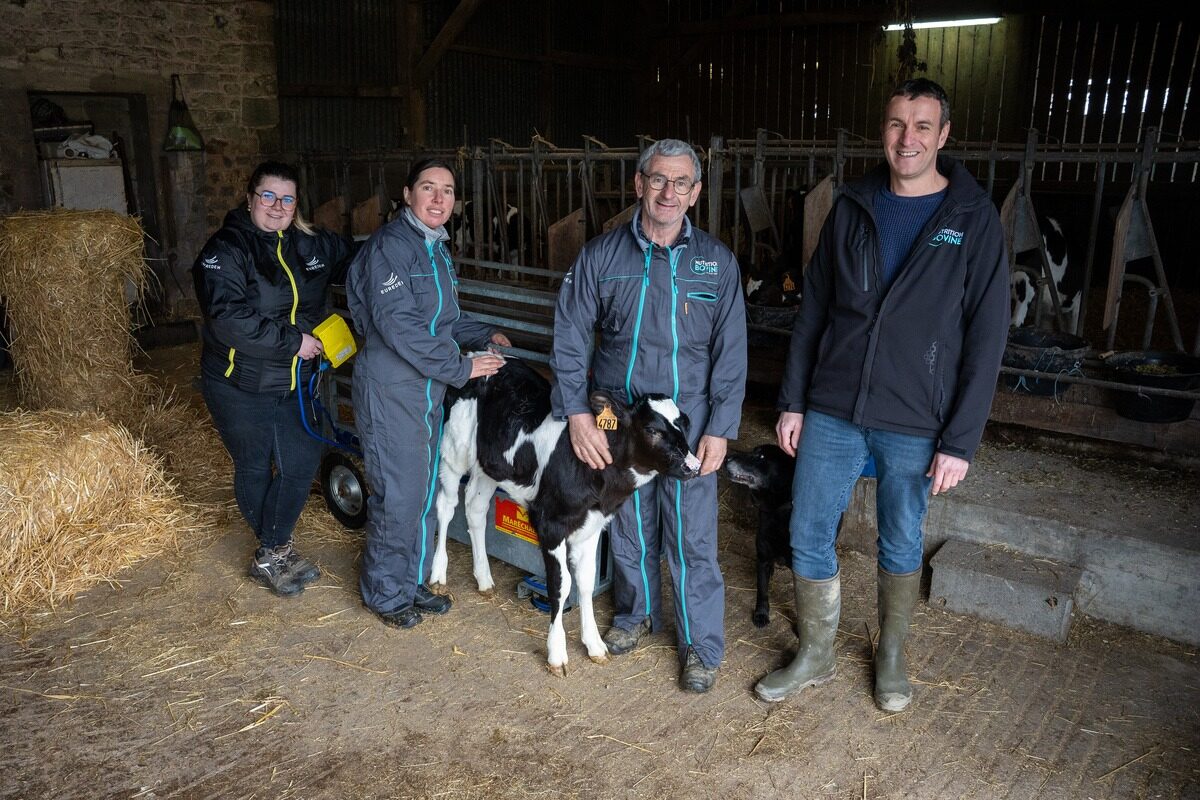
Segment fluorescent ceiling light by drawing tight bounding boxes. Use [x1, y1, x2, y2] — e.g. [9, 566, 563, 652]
[883, 17, 1001, 31]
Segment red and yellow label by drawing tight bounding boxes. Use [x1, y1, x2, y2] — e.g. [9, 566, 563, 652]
[495, 497, 538, 545]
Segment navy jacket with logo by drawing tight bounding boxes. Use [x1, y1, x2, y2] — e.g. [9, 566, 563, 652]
[551, 211, 747, 440]
[344, 211, 495, 387]
[778, 155, 1009, 461]
[194, 207, 350, 393]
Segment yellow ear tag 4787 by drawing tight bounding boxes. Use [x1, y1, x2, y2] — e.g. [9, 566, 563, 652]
[782, 273, 796, 293]
[596, 404, 619, 431]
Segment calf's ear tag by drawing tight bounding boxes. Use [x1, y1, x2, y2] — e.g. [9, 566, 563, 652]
[782, 273, 796, 292]
[596, 404, 619, 431]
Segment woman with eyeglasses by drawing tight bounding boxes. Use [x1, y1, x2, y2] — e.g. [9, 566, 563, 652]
[193, 160, 351, 597]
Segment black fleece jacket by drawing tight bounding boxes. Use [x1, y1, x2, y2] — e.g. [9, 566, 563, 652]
[778, 155, 1009, 461]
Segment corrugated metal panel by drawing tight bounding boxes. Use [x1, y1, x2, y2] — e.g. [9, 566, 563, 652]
[427, 51, 542, 148]
[277, 0, 395, 85]
[643, 3, 1198, 163]
[550, 66, 635, 146]
[277, 0, 401, 152]
[281, 98, 403, 152]
[1028, 17, 1200, 182]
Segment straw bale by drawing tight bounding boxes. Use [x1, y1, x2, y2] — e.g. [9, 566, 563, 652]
[0, 409, 209, 615]
[117, 383, 234, 507]
[0, 209, 148, 416]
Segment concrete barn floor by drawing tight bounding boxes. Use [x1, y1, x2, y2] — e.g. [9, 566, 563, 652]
[0, 343, 1197, 800]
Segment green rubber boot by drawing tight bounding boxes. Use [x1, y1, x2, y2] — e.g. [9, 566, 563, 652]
[874, 566, 922, 712]
[754, 571, 840, 703]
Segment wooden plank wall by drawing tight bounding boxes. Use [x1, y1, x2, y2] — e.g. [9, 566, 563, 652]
[643, 3, 1198, 158]
[1026, 17, 1199, 184]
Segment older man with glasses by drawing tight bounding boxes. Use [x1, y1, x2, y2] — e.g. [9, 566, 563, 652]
[550, 139, 747, 692]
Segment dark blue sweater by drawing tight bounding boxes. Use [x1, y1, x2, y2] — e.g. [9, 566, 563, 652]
[874, 186, 947, 289]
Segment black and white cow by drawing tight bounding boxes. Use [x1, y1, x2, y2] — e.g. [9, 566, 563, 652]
[448, 200, 533, 264]
[430, 358, 701, 675]
[745, 188, 806, 308]
[1011, 215, 1082, 332]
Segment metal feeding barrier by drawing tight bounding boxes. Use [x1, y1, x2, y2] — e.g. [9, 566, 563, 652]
[299, 128, 1200, 392]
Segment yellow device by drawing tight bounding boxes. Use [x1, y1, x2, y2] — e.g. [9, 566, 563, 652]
[313, 313, 357, 368]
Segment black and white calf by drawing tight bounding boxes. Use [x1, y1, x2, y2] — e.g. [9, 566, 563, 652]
[1010, 215, 1082, 332]
[430, 358, 701, 675]
[448, 200, 533, 264]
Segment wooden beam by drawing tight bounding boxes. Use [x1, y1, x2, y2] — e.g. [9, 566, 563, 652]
[413, 0, 487, 87]
[406, 0, 427, 146]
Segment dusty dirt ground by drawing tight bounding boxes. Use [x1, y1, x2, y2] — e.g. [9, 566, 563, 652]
[2, 343, 1199, 800]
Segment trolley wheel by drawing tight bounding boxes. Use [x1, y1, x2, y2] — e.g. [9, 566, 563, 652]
[320, 451, 368, 529]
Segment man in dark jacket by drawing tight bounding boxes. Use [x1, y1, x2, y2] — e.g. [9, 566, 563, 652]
[551, 139, 747, 693]
[756, 79, 1009, 711]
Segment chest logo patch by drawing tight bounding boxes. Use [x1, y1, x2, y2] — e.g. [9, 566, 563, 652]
[305, 256, 325, 272]
[928, 228, 964, 248]
[691, 257, 719, 276]
[203, 255, 220, 271]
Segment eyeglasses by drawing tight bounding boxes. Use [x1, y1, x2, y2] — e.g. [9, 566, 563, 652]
[642, 172, 696, 195]
[254, 190, 297, 209]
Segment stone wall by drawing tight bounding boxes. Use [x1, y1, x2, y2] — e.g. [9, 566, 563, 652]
[0, 0, 278, 253]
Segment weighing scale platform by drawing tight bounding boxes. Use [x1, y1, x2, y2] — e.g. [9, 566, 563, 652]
[443, 487, 613, 609]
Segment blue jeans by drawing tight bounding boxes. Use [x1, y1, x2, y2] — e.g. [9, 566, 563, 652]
[201, 375, 325, 548]
[789, 411, 936, 579]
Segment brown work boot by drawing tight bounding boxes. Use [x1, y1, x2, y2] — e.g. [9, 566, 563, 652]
[680, 648, 718, 693]
[602, 619, 651, 655]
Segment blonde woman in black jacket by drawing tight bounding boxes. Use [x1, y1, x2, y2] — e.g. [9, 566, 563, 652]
[194, 161, 351, 597]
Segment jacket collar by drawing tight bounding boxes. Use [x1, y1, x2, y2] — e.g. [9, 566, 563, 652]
[403, 207, 450, 244]
[225, 205, 294, 243]
[845, 154, 988, 211]
[630, 207, 692, 253]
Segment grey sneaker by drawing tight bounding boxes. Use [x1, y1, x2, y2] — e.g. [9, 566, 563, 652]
[680, 648, 718, 693]
[249, 547, 304, 597]
[602, 619, 651, 655]
[276, 542, 320, 585]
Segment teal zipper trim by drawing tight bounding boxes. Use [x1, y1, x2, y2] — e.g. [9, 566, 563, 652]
[416, 378, 443, 582]
[633, 489, 651, 618]
[436, 241, 463, 328]
[673, 478, 691, 644]
[668, 245, 683, 402]
[424, 240, 445, 336]
[623, 245, 653, 402]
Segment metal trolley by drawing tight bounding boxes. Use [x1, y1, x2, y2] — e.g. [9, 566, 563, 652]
[313, 266, 613, 609]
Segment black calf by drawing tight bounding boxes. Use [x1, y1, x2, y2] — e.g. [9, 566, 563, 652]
[723, 444, 796, 627]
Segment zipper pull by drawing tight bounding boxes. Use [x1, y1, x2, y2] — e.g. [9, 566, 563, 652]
[684, 301, 689, 315]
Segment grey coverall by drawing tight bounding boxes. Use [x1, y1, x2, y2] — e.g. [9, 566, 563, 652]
[346, 209, 495, 614]
[550, 211, 747, 668]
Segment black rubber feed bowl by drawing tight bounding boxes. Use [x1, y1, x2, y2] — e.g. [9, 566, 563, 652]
[746, 302, 799, 348]
[746, 302, 799, 329]
[1002, 328, 1090, 397]
[1105, 350, 1200, 423]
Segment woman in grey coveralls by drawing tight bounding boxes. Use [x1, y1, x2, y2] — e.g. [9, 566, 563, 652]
[345, 158, 508, 629]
